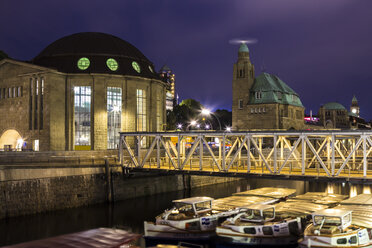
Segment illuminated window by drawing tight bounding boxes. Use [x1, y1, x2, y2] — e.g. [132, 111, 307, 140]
[74, 86, 91, 148]
[40, 78, 44, 129]
[238, 99, 243, 109]
[156, 91, 162, 131]
[29, 79, 33, 130]
[132, 61, 141, 73]
[13, 87, 16, 98]
[137, 89, 147, 147]
[255, 91, 262, 99]
[251, 108, 254, 113]
[148, 66, 154, 73]
[77, 57, 90, 70]
[34, 79, 38, 129]
[107, 87, 122, 149]
[106, 58, 118, 71]
[8, 88, 12, 98]
[17, 86, 22, 97]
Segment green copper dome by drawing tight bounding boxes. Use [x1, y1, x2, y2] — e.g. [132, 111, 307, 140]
[322, 102, 346, 110]
[249, 73, 303, 107]
[239, 43, 249, 52]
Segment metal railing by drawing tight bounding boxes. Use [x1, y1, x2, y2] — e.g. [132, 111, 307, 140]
[118, 131, 372, 180]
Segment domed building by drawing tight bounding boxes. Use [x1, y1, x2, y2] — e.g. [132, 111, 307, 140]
[0, 32, 167, 151]
[318, 102, 349, 129]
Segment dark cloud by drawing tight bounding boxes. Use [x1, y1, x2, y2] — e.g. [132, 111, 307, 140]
[1, 0, 372, 119]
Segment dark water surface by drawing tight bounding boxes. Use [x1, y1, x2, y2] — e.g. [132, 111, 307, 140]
[0, 178, 362, 247]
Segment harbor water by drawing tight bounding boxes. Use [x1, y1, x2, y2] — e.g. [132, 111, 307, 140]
[0, 178, 367, 247]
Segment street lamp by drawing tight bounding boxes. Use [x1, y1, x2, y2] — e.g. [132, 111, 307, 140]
[187, 120, 198, 131]
[201, 108, 222, 131]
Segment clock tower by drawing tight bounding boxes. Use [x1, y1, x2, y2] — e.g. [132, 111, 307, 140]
[350, 95, 360, 117]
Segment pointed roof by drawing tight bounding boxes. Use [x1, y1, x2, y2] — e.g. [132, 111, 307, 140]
[352, 95, 358, 103]
[249, 72, 303, 107]
[239, 43, 249, 53]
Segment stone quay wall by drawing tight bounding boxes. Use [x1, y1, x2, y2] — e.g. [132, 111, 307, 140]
[0, 151, 238, 219]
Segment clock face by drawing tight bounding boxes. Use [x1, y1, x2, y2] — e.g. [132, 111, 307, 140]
[352, 108, 357, 114]
[132, 61, 141, 73]
[77, 57, 90, 70]
[106, 58, 118, 71]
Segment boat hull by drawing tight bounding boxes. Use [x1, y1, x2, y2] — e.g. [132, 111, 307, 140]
[216, 229, 298, 246]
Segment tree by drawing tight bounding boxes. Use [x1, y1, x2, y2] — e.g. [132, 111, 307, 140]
[166, 99, 204, 130]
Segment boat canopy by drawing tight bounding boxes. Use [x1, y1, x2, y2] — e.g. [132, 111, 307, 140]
[173, 197, 214, 205]
[312, 208, 352, 218]
[240, 204, 275, 211]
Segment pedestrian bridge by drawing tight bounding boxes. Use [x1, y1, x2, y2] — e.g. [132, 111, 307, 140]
[118, 131, 372, 183]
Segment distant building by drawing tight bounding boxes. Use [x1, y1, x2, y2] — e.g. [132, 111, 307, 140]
[159, 65, 176, 111]
[232, 43, 305, 130]
[0, 32, 167, 151]
[318, 102, 350, 129]
[315, 96, 370, 130]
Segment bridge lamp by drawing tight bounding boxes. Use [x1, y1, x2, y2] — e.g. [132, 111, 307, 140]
[190, 120, 197, 126]
[225, 126, 232, 132]
[177, 123, 182, 129]
[205, 124, 210, 130]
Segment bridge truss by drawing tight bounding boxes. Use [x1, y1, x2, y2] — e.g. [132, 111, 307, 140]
[118, 131, 372, 181]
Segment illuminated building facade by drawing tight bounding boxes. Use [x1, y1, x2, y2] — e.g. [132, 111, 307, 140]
[0, 32, 166, 151]
[232, 44, 305, 130]
[159, 65, 176, 111]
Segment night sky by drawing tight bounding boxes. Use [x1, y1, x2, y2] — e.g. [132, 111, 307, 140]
[1, 1, 372, 119]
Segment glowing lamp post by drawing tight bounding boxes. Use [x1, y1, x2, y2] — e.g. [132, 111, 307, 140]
[201, 108, 222, 131]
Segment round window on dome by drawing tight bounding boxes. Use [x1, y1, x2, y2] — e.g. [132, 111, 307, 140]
[106, 58, 119, 71]
[132, 61, 141, 73]
[77, 57, 90, 70]
[148, 66, 154, 73]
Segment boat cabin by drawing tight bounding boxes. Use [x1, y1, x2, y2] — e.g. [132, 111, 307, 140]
[238, 204, 275, 223]
[311, 209, 352, 233]
[168, 197, 214, 219]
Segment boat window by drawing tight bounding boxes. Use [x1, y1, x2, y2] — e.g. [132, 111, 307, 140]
[263, 208, 274, 220]
[343, 213, 351, 224]
[175, 203, 194, 215]
[314, 216, 341, 226]
[349, 236, 357, 244]
[245, 209, 263, 220]
[195, 201, 211, 212]
[337, 238, 347, 244]
[244, 227, 256, 234]
[263, 226, 273, 235]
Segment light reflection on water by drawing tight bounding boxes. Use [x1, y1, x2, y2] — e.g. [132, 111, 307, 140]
[0, 178, 369, 246]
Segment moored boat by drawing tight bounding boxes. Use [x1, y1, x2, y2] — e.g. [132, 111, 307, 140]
[144, 196, 238, 242]
[144, 187, 297, 245]
[216, 204, 302, 246]
[299, 208, 372, 247]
